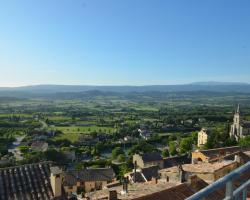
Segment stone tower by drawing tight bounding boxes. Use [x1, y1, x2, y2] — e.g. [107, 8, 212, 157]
[230, 104, 250, 140]
[234, 104, 240, 125]
[230, 104, 241, 140]
[198, 128, 209, 147]
[50, 166, 63, 198]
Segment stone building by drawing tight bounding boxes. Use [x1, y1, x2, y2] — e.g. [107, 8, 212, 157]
[0, 162, 116, 200]
[63, 168, 115, 195]
[133, 152, 164, 169]
[229, 104, 250, 141]
[125, 165, 159, 183]
[86, 175, 225, 200]
[191, 146, 241, 163]
[160, 160, 238, 183]
[197, 128, 209, 147]
[163, 154, 191, 168]
[31, 141, 49, 152]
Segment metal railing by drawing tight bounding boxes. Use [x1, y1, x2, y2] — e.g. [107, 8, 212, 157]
[186, 161, 250, 200]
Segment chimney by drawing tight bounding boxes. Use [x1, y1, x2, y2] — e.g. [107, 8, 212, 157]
[234, 155, 240, 163]
[109, 190, 117, 200]
[151, 177, 158, 184]
[50, 167, 63, 198]
[187, 175, 199, 190]
[178, 165, 186, 183]
[134, 161, 137, 183]
[122, 176, 128, 194]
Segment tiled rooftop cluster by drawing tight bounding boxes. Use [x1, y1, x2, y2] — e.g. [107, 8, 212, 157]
[198, 146, 241, 161]
[0, 146, 250, 200]
[63, 168, 115, 186]
[163, 154, 191, 168]
[87, 175, 227, 200]
[88, 181, 178, 200]
[88, 147, 250, 200]
[0, 162, 54, 200]
[161, 160, 234, 173]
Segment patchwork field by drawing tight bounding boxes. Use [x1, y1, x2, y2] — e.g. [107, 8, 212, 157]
[50, 125, 117, 142]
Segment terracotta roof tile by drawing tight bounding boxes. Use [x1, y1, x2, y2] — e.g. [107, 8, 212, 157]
[63, 168, 115, 186]
[0, 162, 54, 200]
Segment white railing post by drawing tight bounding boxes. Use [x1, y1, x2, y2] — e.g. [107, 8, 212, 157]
[225, 180, 233, 200]
[242, 189, 247, 200]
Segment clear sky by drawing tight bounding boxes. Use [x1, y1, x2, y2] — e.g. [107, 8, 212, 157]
[0, 0, 250, 86]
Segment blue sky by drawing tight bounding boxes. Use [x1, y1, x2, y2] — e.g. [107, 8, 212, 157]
[0, 0, 250, 86]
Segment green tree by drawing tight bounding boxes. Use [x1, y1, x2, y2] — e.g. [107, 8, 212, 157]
[75, 162, 85, 171]
[169, 135, 177, 141]
[24, 151, 45, 163]
[117, 163, 132, 179]
[190, 132, 198, 145]
[91, 147, 100, 157]
[204, 131, 220, 149]
[162, 149, 169, 158]
[223, 137, 238, 147]
[112, 147, 124, 159]
[169, 141, 178, 156]
[117, 154, 126, 162]
[129, 141, 156, 155]
[18, 146, 29, 153]
[44, 149, 66, 163]
[239, 136, 250, 147]
[180, 137, 193, 154]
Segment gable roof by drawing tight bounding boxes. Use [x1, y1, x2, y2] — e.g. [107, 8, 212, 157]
[126, 165, 159, 183]
[163, 154, 191, 168]
[160, 160, 235, 175]
[132, 177, 224, 200]
[0, 162, 54, 200]
[140, 152, 163, 163]
[87, 181, 178, 199]
[63, 168, 115, 186]
[141, 165, 159, 181]
[223, 151, 250, 163]
[198, 146, 241, 160]
[129, 172, 147, 183]
[133, 184, 194, 200]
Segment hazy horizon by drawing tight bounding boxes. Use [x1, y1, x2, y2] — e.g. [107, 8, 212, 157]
[1, 81, 250, 88]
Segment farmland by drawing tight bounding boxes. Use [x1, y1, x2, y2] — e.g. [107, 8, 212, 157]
[1, 90, 250, 171]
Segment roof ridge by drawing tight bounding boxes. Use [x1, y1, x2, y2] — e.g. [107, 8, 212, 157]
[199, 146, 240, 152]
[0, 161, 53, 171]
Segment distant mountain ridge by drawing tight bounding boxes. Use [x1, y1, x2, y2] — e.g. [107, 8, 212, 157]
[0, 82, 250, 94]
[190, 81, 249, 86]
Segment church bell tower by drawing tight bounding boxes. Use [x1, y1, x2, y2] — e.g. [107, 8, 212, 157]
[234, 104, 240, 126]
